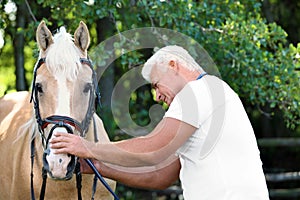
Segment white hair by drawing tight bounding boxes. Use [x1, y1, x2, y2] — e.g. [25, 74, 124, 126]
[141, 45, 204, 82]
[45, 26, 82, 80]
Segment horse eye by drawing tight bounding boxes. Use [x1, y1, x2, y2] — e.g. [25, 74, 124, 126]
[36, 83, 43, 93]
[83, 83, 92, 93]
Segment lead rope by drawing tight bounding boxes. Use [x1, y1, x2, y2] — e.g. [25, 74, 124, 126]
[88, 116, 120, 200]
[30, 138, 36, 200]
[39, 167, 48, 200]
[30, 138, 49, 200]
[91, 117, 98, 200]
[91, 176, 98, 200]
[75, 162, 83, 200]
[84, 159, 120, 200]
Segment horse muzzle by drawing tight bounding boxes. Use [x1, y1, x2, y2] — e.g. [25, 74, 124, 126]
[42, 126, 77, 180]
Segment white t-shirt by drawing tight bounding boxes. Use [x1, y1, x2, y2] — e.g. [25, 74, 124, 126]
[164, 75, 269, 200]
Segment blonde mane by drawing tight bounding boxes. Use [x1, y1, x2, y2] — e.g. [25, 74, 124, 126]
[44, 27, 82, 81]
[15, 117, 38, 143]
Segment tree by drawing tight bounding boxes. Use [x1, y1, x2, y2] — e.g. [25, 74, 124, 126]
[14, 1, 28, 91]
[0, 0, 299, 133]
[262, 0, 300, 45]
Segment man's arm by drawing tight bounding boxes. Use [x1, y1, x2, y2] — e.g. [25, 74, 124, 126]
[90, 117, 196, 167]
[81, 157, 181, 190]
[50, 117, 196, 167]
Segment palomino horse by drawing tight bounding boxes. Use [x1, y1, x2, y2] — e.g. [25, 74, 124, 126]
[0, 21, 116, 199]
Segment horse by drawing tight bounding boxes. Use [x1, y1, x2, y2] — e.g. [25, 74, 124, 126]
[0, 21, 116, 199]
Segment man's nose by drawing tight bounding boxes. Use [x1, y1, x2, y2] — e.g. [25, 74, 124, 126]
[155, 89, 162, 102]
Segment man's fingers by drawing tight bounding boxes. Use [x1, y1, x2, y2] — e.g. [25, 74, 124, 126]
[47, 133, 89, 158]
[50, 133, 72, 144]
[52, 147, 69, 154]
[50, 141, 67, 148]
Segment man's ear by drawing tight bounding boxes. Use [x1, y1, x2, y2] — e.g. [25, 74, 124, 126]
[169, 60, 179, 72]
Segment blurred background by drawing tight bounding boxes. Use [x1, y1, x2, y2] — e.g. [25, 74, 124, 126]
[0, 0, 299, 199]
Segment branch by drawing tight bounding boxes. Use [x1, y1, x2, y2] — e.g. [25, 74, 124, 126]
[197, 24, 224, 33]
[25, 0, 37, 23]
[257, 105, 272, 118]
[140, 0, 155, 27]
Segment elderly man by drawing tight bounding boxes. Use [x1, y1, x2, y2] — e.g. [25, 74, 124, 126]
[50, 45, 269, 199]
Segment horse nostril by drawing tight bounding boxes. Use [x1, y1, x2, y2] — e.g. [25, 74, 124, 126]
[59, 158, 62, 163]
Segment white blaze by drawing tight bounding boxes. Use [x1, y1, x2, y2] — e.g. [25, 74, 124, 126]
[46, 75, 72, 179]
[56, 75, 71, 115]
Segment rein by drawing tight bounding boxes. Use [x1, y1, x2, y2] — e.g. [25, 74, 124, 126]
[30, 57, 119, 200]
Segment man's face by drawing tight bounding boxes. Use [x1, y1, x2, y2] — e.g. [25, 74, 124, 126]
[150, 66, 179, 106]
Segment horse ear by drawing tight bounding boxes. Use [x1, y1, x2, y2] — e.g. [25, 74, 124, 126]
[36, 21, 53, 51]
[74, 21, 90, 52]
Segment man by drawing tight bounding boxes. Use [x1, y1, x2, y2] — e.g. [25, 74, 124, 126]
[50, 45, 269, 199]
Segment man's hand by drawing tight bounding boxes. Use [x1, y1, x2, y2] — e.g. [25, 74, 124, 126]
[49, 132, 93, 158]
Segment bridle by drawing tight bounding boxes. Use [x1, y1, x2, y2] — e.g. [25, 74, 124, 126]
[30, 57, 99, 142]
[29, 57, 119, 200]
[30, 57, 98, 200]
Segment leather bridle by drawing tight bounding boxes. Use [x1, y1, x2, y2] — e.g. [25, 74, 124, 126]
[29, 57, 119, 200]
[30, 57, 100, 141]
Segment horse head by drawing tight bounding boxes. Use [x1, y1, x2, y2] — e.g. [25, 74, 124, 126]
[31, 21, 99, 180]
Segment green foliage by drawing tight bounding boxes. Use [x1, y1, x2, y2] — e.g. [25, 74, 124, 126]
[262, 0, 300, 45]
[35, 0, 116, 30]
[0, 34, 15, 96]
[213, 10, 300, 129]
[106, 0, 300, 129]
[0, 0, 299, 131]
